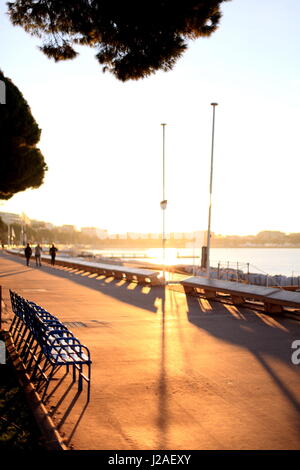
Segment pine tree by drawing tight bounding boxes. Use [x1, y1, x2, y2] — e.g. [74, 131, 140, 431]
[7, 0, 230, 81]
[0, 70, 47, 200]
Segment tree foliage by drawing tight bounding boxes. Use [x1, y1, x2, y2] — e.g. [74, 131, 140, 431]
[7, 0, 230, 81]
[0, 70, 47, 200]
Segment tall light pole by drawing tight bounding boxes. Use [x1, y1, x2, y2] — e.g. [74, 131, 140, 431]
[206, 103, 218, 279]
[160, 123, 167, 281]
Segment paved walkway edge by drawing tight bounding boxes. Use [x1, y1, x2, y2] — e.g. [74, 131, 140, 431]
[3, 330, 68, 451]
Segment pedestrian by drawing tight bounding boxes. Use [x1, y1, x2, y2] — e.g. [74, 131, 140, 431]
[35, 243, 43, 267]
[24, 243, 32, 266]
[49, 243, 58, 266]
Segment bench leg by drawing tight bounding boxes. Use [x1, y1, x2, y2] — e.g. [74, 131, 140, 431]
[183, 286, 195, 295]
[41, 365, 56, 401]
[78, 364, 83, 392]
[114, 273, 124, 280]
[149, 279, 162, 286]
[9, 314, 18, 335]
[203, 289, 217, 300]
[18, 324, 30, 350]
[14, 321, 26, 348]
[26, 343, 40, 372]
[35, 358, 51, 392]
[87, 363, 91, 402]
[231, 295, 245, 305]
[74, 363, 91, 401]
[264, 302, 283, 314]
[20, 332, 34, 360]
[30, 349, 44, 381]
[17, 327, 31, 354]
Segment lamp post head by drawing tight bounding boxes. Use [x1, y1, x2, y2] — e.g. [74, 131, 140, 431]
[161, 123, 167, 126]
[211, 103, 218, 106]
[160, 200, 167, 210]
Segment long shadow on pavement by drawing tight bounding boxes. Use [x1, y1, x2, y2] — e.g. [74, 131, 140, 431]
[0, 253, 168, 446]
[185, 294, 300, 435]
[2, 252, 163, 314]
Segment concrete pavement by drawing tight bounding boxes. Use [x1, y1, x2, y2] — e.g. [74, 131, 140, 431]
[0, 251, 300, 450]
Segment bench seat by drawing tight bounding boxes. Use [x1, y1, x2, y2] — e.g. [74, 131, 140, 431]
[181, 276, 300, 314]
[7, 249, 163, 285]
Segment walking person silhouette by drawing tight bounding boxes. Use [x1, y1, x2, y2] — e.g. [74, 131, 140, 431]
[35, 244, 43, 267]
[49, 243, 58, 266]
[24, 243, 32, 266]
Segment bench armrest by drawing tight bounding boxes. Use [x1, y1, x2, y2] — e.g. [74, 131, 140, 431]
[44, 336, 91, 362]
[45, 329, 77, 341]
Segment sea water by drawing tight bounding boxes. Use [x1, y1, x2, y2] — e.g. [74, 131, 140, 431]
[87, 247, 300, 277]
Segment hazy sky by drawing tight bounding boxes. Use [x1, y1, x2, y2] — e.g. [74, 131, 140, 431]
[1, 0, 299, 235]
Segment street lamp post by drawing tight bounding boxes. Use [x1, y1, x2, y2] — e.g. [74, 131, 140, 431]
[206, 103, 218, 279]
[161, 123, 167, 281]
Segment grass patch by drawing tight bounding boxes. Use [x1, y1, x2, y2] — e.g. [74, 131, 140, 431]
[0, 332, 45, 450]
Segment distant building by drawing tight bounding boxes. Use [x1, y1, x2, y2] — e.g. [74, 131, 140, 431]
[0, 211, 23, 225]
[30, 219, 54, 230]
[44, 222, 55, 230]
[194, 231, 206, 244]
[149, 233, 160, 240]
[81, 227, 108, 238]
[59, 224, 77, 232]
[126, 232, 140, 240]
[117, 233, 127, 240]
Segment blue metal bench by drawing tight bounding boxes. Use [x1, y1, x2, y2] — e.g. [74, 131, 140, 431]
[9, 290, 92, 402]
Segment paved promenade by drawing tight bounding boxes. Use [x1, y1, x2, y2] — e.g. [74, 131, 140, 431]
[0, 251, 300, 450]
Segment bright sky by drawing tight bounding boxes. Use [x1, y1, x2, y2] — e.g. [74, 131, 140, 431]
[0, 0, 299, 235]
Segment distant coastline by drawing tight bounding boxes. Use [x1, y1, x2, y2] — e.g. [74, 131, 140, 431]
[1, 213, 299, 249]
[7, 245, 300, 278]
